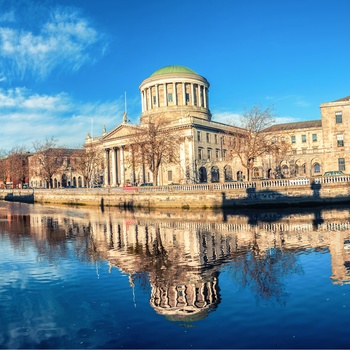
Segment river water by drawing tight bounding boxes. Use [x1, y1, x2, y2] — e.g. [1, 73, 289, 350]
[0, 201, 350, 349]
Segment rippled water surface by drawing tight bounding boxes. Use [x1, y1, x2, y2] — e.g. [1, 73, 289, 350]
[1, 202, 350, 349]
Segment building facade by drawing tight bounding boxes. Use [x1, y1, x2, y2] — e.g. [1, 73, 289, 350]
[28, 148, 86, 188]
[86, 66, 248, 186]
[262, 96, 350, 178]
[86, 66, 350, 186]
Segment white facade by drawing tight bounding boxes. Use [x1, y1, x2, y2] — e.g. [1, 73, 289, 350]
[86, 65, 246, 186]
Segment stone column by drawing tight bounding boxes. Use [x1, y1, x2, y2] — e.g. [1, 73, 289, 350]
[173, 82, 177, 105]
[141, 91, 145, 112]
[147, 88, 152, 109]
[116, 147, 120, 186]
[155, 84, 159, 108]
[191, 83, 194, 106]
[104, 149, 110, 186]
[120, 146, 125, 186]
[198, 85, 202, 107]
[182, 83, 186, 105]
[164, 83, 167, 106]
[111, 148, 117, 186]
[203, 87, 207, 109]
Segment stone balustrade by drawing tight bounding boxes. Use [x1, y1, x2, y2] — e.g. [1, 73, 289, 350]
[1, 175, 350, 209]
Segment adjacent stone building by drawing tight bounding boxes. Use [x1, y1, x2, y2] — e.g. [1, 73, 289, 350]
[263, 96, 350, 178]
[28, 148, 86, 188]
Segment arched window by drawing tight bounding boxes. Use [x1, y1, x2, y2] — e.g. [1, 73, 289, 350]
[211, 166, 220, 183]
[282, 165, 289, 176]
[253, 167, 260, 179]
[313, 163, 321, 174]
[224, 165, 233, 181]
[62, 174, 67, 188]
[78, 177, 82, 187]
[295, 163, 306, 176]
[54, 178, 58, 188]
[302, 163, 306, 174]
[199, 167, 207, 183]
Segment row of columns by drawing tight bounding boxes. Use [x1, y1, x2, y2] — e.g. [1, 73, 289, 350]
[104, 147, 125, 187]
[141, 82, 208, 112]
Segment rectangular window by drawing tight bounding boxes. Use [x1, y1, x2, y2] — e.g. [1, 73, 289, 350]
[167, 93, 173, 102]
[339, 158, 345, 171]
[302, 135, 307, 143]
[214, 134, 218, 144]
[271, 137, 276, 144]
[292, 150, 297, 155]
[153, 96, 156, 105]
[197, 131, 201, 141]
[337, 134, 344, 147]
[168, 170, 172, 182]
[215, 149, 220, 159]
[207, 149, 212, 160]
[185, 93, 190, 104]
[336, 112, 343, 124]
[281, 136, 285, 143]
[302, 149, 307, 154]
[206, 133, 211, 143]
[291, 135, 296, 144]
[198, 148, 203, 160]
[312, 134, 317, 142]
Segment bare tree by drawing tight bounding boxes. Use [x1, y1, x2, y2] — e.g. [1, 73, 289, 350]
[0, 149, 8, 188]
[73, 146, 104, 188]
[32, 137, 66, 188]
[130, 117, 181, 186]
[228, 106, 290, 181]
[6, 146, 31, 188]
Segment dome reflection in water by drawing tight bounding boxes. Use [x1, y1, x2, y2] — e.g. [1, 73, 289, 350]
[0, 202, 350, 349]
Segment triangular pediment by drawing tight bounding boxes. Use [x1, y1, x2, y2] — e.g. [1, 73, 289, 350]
[102, 123, 140, 141]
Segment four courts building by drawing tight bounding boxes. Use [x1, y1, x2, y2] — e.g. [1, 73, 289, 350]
[85, 65, 350, 187]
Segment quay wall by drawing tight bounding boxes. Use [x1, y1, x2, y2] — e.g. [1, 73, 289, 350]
[1, 177, 350, 209]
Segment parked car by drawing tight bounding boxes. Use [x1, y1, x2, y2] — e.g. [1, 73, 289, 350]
[324, 171, 345, 176]
[140, 183, 153, 186]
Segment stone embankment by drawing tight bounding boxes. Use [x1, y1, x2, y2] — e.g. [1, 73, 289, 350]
[1, 176, 350, 209]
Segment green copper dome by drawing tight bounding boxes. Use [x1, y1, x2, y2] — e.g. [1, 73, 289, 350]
[150, 65, 197, 77]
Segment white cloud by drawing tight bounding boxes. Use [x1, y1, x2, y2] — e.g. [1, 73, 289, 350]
[265, 94, 311, 108]
[0, 88, 125, 150]
[212, 111, 242, 126]
[0, 5, 108, 80]
[0, 10, 15, 23]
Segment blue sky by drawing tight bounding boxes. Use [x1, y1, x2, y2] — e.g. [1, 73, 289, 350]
[1, 0, 350, 151]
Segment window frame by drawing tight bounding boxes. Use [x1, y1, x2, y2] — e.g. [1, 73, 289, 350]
[338, 158, 346, 171]
[336, 111, 343, 124]
[198, 147, 203, 160]
[337, 134, 344, 147]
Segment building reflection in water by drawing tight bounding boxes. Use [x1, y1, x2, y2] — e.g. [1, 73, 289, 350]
[1, 203, 350, 321]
